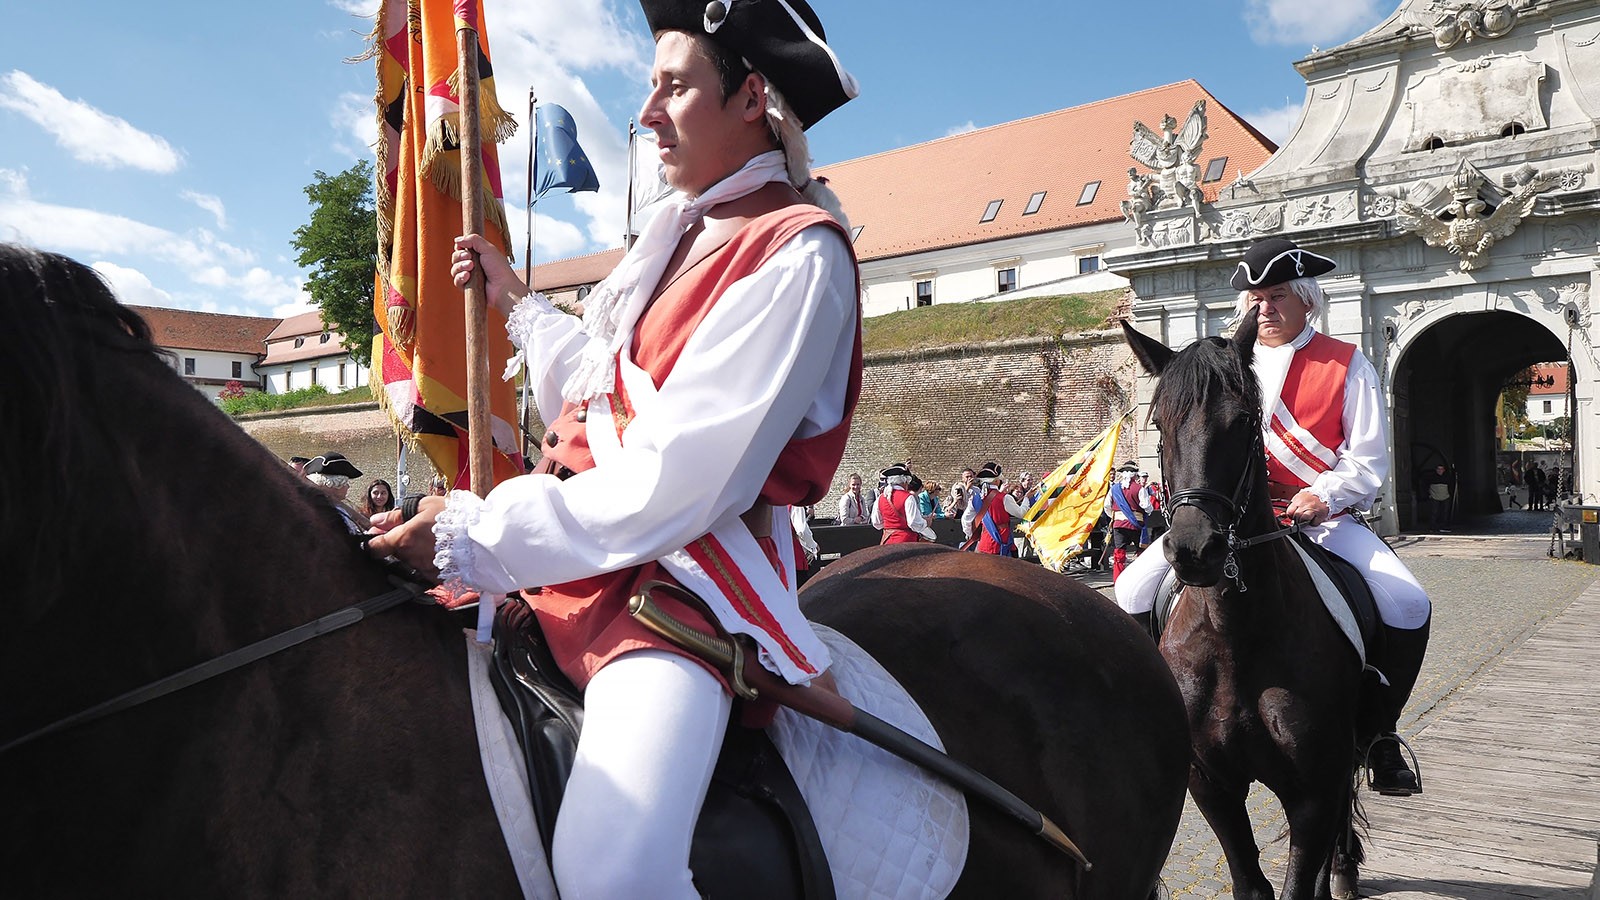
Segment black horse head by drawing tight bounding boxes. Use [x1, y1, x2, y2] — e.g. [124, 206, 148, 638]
[1122, 316, 1270, 587]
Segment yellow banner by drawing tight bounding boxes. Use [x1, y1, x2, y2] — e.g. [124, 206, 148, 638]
[1019, 417, 1125, 571]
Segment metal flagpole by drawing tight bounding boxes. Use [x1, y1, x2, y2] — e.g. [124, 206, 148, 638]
[521, 87, 537, 466]
[625, 119, 637, 250]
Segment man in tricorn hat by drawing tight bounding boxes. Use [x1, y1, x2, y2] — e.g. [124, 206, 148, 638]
[1104, 459, 1152, 581]
[1117, 236, 1432, 797]
[871, 462, 935, 543]
[962, 461, 1025, 554]
[368, 1, 861, 894]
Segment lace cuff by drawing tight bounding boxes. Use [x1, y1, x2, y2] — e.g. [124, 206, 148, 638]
[433, 489, 488, 592]
[502, 291, 561, 381]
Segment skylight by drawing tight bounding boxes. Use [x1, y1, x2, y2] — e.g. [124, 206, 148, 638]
[980, 199, 1003, 223]
[1076, 182, 1100, 206]
[1023, 191, 1046, 215]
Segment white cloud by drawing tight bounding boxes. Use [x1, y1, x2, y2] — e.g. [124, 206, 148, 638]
[332, 90, 377, 160]
[1242, 100, 1305, 147]
[944, 121, 979, 138]
[91, 261, 174, 307]
[0, 71, 183, 173]
[1243, 0, 1386, 46]
[180, 190, 228, 229]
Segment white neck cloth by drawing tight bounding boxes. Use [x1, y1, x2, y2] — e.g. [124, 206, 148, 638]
[560, 151, 790, 404]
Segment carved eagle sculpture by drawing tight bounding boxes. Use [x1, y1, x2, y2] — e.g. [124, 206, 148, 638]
[1130, 100, 1208, 213]
[1395, 178, 1544, 272]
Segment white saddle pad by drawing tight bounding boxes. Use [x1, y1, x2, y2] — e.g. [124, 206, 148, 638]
[768, 624, 970, 900]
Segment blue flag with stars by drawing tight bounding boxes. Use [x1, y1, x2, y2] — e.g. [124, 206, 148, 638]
[534, 104, 600, 201]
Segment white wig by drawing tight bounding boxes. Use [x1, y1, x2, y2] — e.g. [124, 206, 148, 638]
[764, 81, 851, 230]
[307, 473, 351, 490]
[1235, 276, 1326, 320]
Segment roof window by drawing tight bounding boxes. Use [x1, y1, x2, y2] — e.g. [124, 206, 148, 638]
[1204, 156, 1228, 183]
[980, 200, 1003, 223]
[293, 337, 305, 348]
[850, 225, 864, 243]
[1023, 191, 1046, 216]
[319, 332, 331, 344]
[1076, 181, 1100, 206]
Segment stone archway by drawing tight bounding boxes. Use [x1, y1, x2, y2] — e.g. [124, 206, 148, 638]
[1390, 309, 1567, 526]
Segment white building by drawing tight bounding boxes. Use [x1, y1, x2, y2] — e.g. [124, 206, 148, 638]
[526, 81, 1278, 319]
[258, 310, 370, 395]
[131, 306, 278, 401]
[1526, 363, 1570, 425]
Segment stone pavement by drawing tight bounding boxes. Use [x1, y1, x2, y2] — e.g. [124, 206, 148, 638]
[1074, 518, 1600, 898]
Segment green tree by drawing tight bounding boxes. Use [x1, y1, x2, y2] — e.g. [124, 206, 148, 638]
[292, 160, 377, 366]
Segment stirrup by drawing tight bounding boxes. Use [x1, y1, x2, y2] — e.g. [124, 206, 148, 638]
[1363, 733, 1423, 796]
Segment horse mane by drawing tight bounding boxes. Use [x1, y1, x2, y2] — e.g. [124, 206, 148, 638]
[1148, 334, 1262, 426]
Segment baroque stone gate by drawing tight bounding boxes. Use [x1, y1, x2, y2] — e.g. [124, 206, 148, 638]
[1108, 0, 1600, 533]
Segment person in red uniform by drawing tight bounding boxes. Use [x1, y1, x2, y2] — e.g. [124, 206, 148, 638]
[965, 462, 1026, 556]
[871, 462, 935, 543]
[367, 2, 860, 895]
[1104, 460, 1152, 581]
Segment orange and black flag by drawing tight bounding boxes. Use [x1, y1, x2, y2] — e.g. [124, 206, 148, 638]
[372, 0, 523, 488]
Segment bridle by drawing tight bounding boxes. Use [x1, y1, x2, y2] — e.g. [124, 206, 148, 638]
[1159, 413, 1301, 592]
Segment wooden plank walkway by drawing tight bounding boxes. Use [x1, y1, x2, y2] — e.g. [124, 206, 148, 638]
[1358, 577, 1600, 899]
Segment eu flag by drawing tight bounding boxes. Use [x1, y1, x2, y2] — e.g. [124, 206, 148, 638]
[534, 104, 600, 201]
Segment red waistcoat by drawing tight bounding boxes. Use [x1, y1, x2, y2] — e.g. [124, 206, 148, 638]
[877, 487, 923, 544]
[975, 489, 1013, 554]
[1265, 332, 1356, 490]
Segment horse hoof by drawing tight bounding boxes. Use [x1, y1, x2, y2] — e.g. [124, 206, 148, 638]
[1331, 857, 1359, 899]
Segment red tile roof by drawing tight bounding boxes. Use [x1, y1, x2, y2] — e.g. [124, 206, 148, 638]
[129, 306, 278, 355]
[530, 248, 625, 293]
[818, 80, 1276, 261]
[265, 310, 329, 341]
[1531, 363, 1570, 396]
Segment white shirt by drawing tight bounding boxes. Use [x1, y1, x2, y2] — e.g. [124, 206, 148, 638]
[870, 484, 937, 540]
[1254, 323, 1388, 513]
[1104, 477, 1153, 527]
[435, 220, 859, 593]
[791, 505, 818, 562]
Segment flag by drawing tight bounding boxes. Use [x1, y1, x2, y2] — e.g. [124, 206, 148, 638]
[534, 104, 600, 200]
[628, 128, 675, 235]
[1018, 418, 1126, 572]
[373, 0, 523, 489]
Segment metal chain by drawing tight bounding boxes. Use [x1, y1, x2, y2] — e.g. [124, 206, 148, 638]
[1550, 325, 1577, 558]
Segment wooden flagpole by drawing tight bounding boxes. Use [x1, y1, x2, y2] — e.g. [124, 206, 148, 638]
[456, 18, 494, 499]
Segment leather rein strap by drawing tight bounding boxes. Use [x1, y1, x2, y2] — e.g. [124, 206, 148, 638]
[0, 578, 429, 756]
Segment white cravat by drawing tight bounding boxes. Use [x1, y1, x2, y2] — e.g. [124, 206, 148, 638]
[561, 151, 790, 404]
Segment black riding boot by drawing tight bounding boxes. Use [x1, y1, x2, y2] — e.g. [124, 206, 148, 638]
[1364, 616, 1430, 796]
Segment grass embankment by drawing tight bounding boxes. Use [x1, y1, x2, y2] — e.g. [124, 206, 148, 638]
[223, 290, 1126, 417]
[861, 289, 1126, 354]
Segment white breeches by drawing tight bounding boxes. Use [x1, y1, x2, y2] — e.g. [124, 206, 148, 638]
[1114, 515, 1432, 629]
[550, 649, 733, 900]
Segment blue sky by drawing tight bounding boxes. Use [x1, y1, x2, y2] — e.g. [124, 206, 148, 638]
[0, 0, 1392, 319]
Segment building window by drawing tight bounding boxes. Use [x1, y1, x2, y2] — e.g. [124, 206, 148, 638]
[293, 336, 305, 348]
[915, 280, 934, 307]
[1423, 136, 1445, 151]
[1076, 181, 1100, 205]
[1543, 400, 1553, 414]
[997, 267, 1018, 293]
[1023, 191, 1046, 216]
[850, 225, 864, 243]
[1079, 255, 1101, 275]
[231, 360, 242, 379]
[1204, 156, 1228, 183]
[309, 366, 318, 386]
[339, 363, 347, 386]
[980, 200, 1002, 223]
[184, 357, 196, 375]
[1502, 123, 1526, 138]
[319, 332, 331, 344]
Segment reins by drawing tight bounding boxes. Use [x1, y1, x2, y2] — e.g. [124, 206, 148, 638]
[1160, 417, 1301, 592]
[0, 575, 432, 757]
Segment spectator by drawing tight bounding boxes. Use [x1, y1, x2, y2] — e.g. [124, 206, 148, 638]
[837, 472, 875, 525]
[872, 463, 936, 543]
[1424, 465, 1452, 531]
[1528, 463, 1546, 511]
[918, 480, 945, 519]
[363, 479, 397, 518]
[1140, 472, 1167, 547]
[791, 504, 819, 587]
[944, 467, 976, 519]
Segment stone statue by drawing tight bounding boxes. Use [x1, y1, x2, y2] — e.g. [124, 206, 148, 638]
[1393, 160, 1552, 271]
[1129, 100, 1208, 217]
[1120, 167, 1156, 246]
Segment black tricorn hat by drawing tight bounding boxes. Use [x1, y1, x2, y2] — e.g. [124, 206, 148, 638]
[1119, 460, 1140, 473]
[289, 456, 310, 464]
[976, 462, 1002, 481]
[639, 0, 860, 129]
[303, 452, 362, 479]
[880, 462, 912, 479]
[1229, 237, 1336, 291]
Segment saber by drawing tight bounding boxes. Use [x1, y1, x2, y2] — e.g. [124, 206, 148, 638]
[627, 584, 1091, 869]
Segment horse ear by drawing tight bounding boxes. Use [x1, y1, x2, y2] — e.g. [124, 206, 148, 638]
[1232, 312, 1260, 367]
[1122, 320, 1174, 376]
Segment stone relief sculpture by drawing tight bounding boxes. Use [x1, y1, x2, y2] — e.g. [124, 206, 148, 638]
[1120, 167, 1156, 246]
[1393, 159, 1554, 271]
[1401, 0, 1538, 50]
[1129, 100, 1208, 218]
[1219, 204, 1284, 240]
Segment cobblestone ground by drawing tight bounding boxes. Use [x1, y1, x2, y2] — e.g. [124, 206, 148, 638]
[1078, 514, 1599, 898]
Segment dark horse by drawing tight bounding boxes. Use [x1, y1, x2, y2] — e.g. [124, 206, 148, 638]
[1124, 317, 1364, 900]
[0, 246, 1191, 898]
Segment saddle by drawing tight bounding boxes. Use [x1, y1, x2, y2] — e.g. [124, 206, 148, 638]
[1151, 533, 1379, 659]
[487, 597, 834, 899]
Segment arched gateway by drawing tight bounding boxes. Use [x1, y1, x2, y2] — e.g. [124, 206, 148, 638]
[1107, 0, 1600, 533]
